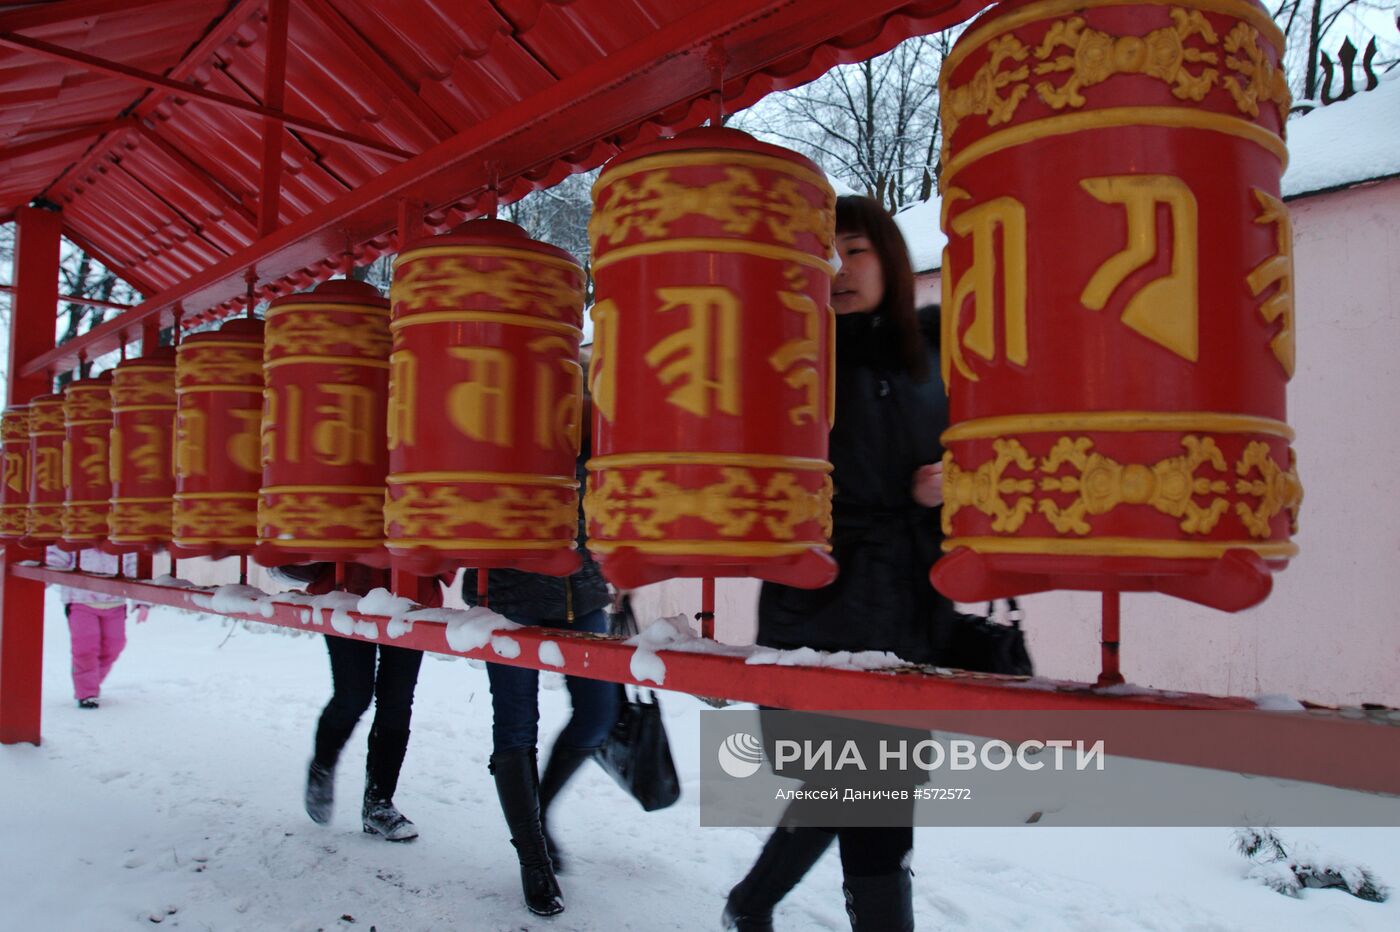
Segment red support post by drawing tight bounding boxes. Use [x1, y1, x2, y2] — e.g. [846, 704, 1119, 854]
[698, 576, 716, 640]
[1097, 591, 1125, 688]
[1, 204, 62, 745]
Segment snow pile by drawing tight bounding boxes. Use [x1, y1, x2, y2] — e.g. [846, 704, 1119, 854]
[305, 591, 364, 636]
[358, 588, 419, 639]
[1283, 73, 1400, 199]
[491, 635, 522, 659]
[1235, 827, 1390, 902]
[190, 584, 275, 619]
[894, 196, 947, 273]
[745, 645, 912, 671]
[1255, 694, 1307, 711]
[438, 605, 520, 652]
[148, 575, 197, 589]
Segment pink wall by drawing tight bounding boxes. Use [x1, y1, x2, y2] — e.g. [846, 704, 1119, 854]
[634, 177, 1400, 706]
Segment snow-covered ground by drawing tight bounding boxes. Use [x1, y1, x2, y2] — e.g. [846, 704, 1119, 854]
[3, 596, 1397, 931]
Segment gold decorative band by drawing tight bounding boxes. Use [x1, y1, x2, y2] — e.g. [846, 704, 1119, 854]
[112, 405, 177, 413]
[589, 452, 833, 472]
[179, 340, 262, 352]
[176, 385, 264, 394]
[63, 499, 110, 507]
[175, 492, 259, 501]
[596, 150, 831, 195]
[29, 431, 65, 438]
[942, 107, 1287, 190]
[263, 303, 389, 320]
[588, 540, 832, 556]
[109, 536, 164, 542]
[388, 538, 576, 550]
[261, 485, 385, 495]
[263, 355, 390, 370]
[65, 385, 109, 394]
[387, 471, 578, 488]
[943, 412, 1295, 443]
[258, 538, 385, 548]
[943, 0, 1285, 82]
[112, 497, 173, 504]
[389, 311, 581, 338]
[66, 419, 111, 427]
[113, 365, 176, 374]
[944, 536, 1298, 559]
[592, 238, 834, 276]
[172, 537, 258, 545]
[393, 245, 582, 275]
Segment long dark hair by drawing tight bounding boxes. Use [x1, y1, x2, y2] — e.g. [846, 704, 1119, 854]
[835, 195, 927, 380]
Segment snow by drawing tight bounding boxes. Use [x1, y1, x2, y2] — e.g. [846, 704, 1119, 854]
[357, 588, 418, 640]
[1282, 73, 1400, 199]
[894, 196, 947, 273]
[189, 584, 275, 619]
[538, 641, 566, 668]
[4, 597, 1400, 930]
[441, 605, 519, 652]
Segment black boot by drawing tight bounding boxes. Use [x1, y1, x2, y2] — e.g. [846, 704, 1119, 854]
[491, 749, 564, 917]
[305, 760, 335, 825]
[842, 870, 914, 932]
[362, 726, 418, 842]
[723, 827, 836, 931]
[537, 744, 595, 873]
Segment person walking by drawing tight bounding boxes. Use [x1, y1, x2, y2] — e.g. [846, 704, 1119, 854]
[724, 195, 954, 932]
[49, 547, 143, 709]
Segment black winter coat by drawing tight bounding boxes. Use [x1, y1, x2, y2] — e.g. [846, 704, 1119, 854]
[461, 444, 610, 623]
[757, 306, 953, 664]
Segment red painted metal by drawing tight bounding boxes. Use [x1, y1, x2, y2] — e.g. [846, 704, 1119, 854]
[386, 219, 586, 577]
[0, 283, 136, 313]
[0, 0, 183, 33]
[108, 348, 177, 554]
[586, 126, 837, 590]
[255, 279, 390, 566]
[17, 0, 988, 378]
[59, 373, 115, 551]
[0, 406, 31, 542]
[10, 562, 1400, 796]
[0, 119, 128, 163]
[1097, 591, 1124, 689]
[0, 31, 413, 159]
[22, 394, 66, 546]
[932, 0, 1299, 612]
[258, 0, 290, 238]
[0, 206, 62, 745]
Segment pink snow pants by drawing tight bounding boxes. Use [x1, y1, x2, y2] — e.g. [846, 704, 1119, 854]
[67, 604, 127, 701]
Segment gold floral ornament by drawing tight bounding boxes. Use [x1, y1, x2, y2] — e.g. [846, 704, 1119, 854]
[64, 389, 112, 422]
[390, 257, 582, 319]
[940, 439, 1038, 536]
[589, 169, 833, 254]
[585, 468, 833, 541]
[1038, 436, 1231, 535]
[0, 508, 27, 535]
[61, 505, 108, 537]
[264, 313, 390, 359]
[177, 348, 262, 387]
[173, 499, 257, 538]
[112, 373, 176, 407]
[1235, 442, 1303, 537]
[941, 34, 1032, 150]
[385, 485, 576, 541]
[110, 504, 171, 539]
[1034, 10, 1220, 110]
[1222, 23, 1291, 125]
[28, 403, 65, 432]
[260, 494, 383, 540]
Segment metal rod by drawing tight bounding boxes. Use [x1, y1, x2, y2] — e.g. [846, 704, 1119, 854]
[334, 561, 346, 589]
[0, 284, 140, 314]
[239, 555, 248, 586]
[477, 567, 490, 609]
[698, 576, 716, 639]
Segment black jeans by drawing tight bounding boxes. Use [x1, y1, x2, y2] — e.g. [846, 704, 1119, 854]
[313, 636, 423, 784]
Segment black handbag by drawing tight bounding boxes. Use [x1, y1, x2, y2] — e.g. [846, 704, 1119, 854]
[593, 596, 682, 811]
[944, 597, 1034, 676]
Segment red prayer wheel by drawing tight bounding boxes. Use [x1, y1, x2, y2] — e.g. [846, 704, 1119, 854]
[108, 348, 177, 554]
[585, 127, 838, 589]
[172, 318, 265, 559]
[256, 280, 391, 567]
[931, 0, 1300, 611]
[386, 219, 586, 578]
[22, 393, 65, 546]
[0, 405, 30, 543]
[60, 373, 114, 551]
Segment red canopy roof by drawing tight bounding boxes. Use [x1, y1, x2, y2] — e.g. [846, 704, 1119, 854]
[1, 0, 983, 375]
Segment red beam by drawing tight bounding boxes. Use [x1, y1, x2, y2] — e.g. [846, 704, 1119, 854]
[0, 283, 136, 313]
[10, 564, 1400, 797]
[0, 120, 130, 163]
[59, 225, 157, 298]
[0, 30, 413, 160]
[131, 121, 259, 229]
[0, 0, 180, 32]
[258, 0, 289, 238]
[21, 0, 985, 376]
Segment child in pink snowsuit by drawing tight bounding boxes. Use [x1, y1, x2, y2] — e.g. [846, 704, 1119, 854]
[49, 548, 138, 708]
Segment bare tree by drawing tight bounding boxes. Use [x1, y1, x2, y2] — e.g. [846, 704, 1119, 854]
[1275, 0, 1399, 103]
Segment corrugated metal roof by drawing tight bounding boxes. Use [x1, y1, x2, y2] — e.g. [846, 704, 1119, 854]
[2, 0, 983, 360]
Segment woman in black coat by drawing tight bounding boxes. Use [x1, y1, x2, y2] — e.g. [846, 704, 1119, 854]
[726, 195, 953, 932]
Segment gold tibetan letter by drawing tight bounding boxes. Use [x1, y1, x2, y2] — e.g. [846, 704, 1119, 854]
[313, 384, 377, 466]
[644, 286, 741, 417]
[227, 408, 264, 474]
[4, 450, 26, 494]
[589, 300, 619, 423]
[387, 351, 417, 450]
[768, 265, 826, 426]
[1246, 188, 1295, 378]
[447, 347, 514, 447]
[80, 435, 109, 485]
[131, 424, 168, 481]
[529, 336, 583, 454]
[1080, 175, 1199, 361]
[941, 188, 1029, 384]
[174, 408, 207, 479]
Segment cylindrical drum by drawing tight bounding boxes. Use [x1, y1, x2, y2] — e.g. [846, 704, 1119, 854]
[108, 348, 177, 553]
[256, 280, 391, 567]
[22, 393, 66, 546]
[172, 318, 265, 559]
[60, 373, 114, 551]
[931, 0, 1299, 611]
[386, 219, 585, 577]
[0, 405, 30, 543]
[585, 127, 838, 590]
